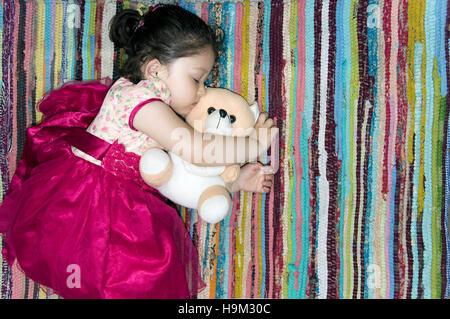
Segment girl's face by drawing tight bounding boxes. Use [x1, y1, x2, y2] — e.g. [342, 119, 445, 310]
[155, 47, 216, 116]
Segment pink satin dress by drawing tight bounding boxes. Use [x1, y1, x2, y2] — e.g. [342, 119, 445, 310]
[0, 79, 204, 299]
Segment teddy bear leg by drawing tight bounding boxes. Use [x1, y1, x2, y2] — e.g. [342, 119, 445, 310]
[139, 148, 173, 188]
[197, 185, 231, 224]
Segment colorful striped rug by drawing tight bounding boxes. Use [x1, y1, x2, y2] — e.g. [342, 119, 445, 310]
[0, 0, 448, 299]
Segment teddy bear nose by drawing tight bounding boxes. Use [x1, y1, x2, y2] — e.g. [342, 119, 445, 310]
[219, 109, 228, 118]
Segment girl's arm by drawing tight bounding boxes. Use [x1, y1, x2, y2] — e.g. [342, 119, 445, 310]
[133, 101, 277, 167]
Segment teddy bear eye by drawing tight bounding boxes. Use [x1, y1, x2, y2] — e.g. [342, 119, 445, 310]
[230, 115, 236, 123]
[207, 107, 216, 115]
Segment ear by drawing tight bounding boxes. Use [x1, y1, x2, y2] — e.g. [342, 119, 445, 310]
[249, 102, 260, 124]
[144, 59, 163, 79]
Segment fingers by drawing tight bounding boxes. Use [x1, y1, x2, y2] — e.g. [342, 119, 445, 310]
[264, 118, 274, 128]
[259, 179, 273, 193]
[261, 165, 275, 175]
[261, 172, 274, 193]
[256, 112, 269, 126]
[263, 181, 272, 189]
[256, 112, 276, 129]
[263, 176, 273, 186]
[253, 113, 278, 155]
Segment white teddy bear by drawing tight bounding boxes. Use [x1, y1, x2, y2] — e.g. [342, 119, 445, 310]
[139, 87, 259, 224]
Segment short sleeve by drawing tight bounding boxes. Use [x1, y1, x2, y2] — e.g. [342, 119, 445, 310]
[113, 77, 172, 131]
[128, 98, 164, 131]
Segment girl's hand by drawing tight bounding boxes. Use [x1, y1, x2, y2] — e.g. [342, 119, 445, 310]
[251, 112, 278, 154]
[227, 162, 274, 194]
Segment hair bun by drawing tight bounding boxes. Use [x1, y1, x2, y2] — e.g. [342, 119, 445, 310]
[109, 9, 142, 49]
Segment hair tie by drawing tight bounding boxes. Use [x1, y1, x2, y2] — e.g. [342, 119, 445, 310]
[148, 5, 161, 13]
[134, 5, 161, 33]
[135, 17, 145, 32]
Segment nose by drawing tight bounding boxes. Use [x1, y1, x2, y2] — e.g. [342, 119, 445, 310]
[219, 109, 227, 118]
[198, 83, 206, 97]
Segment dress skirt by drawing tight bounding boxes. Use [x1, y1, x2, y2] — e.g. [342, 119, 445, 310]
[0, 80, 204, 298]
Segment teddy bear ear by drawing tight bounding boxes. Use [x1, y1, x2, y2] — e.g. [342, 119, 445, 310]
[249, 102, 260, 123]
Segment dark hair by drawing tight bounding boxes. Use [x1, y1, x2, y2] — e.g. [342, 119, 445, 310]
[109, 4, 221, 84]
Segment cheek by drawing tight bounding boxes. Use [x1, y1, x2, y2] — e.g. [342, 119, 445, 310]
[172, 82, 196, 100]
[186, 83, 198, 98]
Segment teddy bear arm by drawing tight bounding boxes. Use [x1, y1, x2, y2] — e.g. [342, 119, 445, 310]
[220, 164, 240, 183]
[139, 147, 173, 188]
[181, 158, 225, 176]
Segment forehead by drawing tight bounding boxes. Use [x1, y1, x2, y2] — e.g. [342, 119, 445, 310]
[170, 48, 215, 71]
